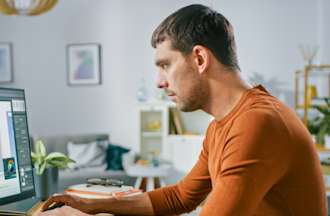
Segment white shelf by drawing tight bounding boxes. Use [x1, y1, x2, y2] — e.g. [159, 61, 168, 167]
[138, 102, 210, 165]
[141, 131, 163, 138]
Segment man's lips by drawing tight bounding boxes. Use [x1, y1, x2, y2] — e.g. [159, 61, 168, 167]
[165, 89, 176, 97]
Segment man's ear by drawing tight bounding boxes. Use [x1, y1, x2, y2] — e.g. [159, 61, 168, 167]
[192, 45, 210, 74]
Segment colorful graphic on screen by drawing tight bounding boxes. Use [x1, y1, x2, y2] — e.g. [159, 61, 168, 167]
[3, 157, 16, 179]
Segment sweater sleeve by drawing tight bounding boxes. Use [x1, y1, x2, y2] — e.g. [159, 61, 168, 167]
[199, 110, 290, 215]
[147, 124, 214, 215]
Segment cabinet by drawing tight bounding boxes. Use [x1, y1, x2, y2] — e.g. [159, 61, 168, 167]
[167, 135, 205, 173]
[138, 101, 212, 173]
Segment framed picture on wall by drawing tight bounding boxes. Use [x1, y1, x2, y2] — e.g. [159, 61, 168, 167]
[0, 43, 13, 83]
[67, 43, 101, 85]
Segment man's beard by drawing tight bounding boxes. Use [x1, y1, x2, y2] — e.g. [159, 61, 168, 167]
[177, 77, 208, 112]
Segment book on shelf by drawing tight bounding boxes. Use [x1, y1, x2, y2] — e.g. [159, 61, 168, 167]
[169, 108, 177, 134]
[169, 108, 185, 135]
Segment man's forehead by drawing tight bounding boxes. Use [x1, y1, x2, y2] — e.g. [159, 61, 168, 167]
[154, 40, 178, 63]
[155, 40, 173, 54]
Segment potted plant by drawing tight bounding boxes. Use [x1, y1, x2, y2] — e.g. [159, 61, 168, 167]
[311, 98, 330, 148]
[31, 139, 75, 200]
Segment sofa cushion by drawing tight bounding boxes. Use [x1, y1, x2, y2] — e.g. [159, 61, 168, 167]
[105, 144, 130, 170]
[68, 141, 105, 168]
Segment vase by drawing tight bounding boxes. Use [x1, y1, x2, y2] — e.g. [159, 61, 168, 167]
[33, 167, 59, 201]
[136, 78, 148, 102]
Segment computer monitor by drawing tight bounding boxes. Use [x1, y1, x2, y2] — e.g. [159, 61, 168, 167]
[0, 88, 35, 205]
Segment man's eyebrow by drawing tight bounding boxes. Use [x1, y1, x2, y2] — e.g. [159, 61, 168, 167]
[155, 59, 168, 66]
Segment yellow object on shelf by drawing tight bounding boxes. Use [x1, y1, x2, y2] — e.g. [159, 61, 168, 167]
[146, 120, 161, 132]
[306, 85, 317, 107]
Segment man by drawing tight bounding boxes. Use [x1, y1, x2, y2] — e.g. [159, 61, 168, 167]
[41, 4, 327, 216]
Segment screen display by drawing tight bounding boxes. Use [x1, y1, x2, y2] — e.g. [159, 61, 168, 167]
[0, 88, 34, 205]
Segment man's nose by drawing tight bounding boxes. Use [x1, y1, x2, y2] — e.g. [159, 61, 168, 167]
[157, 73, 168, 89]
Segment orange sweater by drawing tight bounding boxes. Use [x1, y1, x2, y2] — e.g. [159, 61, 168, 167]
[148, 85, 327, 215]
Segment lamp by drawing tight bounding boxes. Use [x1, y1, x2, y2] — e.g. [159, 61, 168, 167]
[0, 0, 58, 16]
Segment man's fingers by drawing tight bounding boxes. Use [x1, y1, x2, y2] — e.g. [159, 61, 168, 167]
[42, 194, 68, 211]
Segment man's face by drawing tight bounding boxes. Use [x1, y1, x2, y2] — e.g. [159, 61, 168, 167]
[155, 40, 208, 112]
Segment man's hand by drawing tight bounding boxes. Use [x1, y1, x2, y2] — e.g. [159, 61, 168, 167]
[41, 194, 95, 214]
[41, 192, 154, 215]
[39, 205, 92, 216]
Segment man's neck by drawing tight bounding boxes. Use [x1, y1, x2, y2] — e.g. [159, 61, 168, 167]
[203, 71, 252, 121]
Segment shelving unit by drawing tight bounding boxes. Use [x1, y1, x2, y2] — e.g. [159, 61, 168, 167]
[294, 64, 330, 125]
[138, 101, 212, 173]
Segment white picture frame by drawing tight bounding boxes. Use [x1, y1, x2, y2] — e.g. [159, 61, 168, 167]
[0, 43, 13, 83]
[67, 43, 101, 86]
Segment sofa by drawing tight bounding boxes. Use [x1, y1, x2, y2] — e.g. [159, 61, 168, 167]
[34, 133, 134, 191]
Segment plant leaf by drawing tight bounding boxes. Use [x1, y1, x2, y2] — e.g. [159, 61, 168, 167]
[35, 139, 46, 157]
[38, 161, 47, 175]
[31, 152, 37, 163]
[45, 152, 75, 169]
[45, 152, 67, 161]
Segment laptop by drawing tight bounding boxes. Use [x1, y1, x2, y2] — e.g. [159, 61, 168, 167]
[0, 88, 40, 215]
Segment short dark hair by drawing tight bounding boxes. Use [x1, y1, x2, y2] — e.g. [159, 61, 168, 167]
[151, 4, 240, 71]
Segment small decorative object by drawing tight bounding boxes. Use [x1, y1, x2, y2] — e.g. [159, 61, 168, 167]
[148, 150, 160, 167]
[306, 85, 318, 107]
[137, 78, 148, 102]
[299, 44, 319, 66]
[310, 98, 330, 147]
[146, 120, 161, 132]
[67, 43, 101, 86]
[0, 0, 58, 16]
[0, 43, 13, 83]
[31, 139, 75, 200]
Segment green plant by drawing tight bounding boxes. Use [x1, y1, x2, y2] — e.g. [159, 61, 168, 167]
[311, 98, 330, 144]
[31, 139, 75, 175]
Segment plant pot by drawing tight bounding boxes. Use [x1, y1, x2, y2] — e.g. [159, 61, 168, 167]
[33, 167, 59, 201]
[324, 135, 330, 149]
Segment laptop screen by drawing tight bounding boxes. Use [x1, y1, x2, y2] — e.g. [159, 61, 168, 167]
[0, 88, 35, 205]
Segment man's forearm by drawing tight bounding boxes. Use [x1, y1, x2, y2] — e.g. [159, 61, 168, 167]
[88, 193, 154, 215]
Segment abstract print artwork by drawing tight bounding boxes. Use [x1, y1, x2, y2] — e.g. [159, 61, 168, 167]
[0, 43, 13, 83]
[67, 44, 101, 85]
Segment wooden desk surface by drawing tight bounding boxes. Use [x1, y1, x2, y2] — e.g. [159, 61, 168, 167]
[28, 202, 113, 216]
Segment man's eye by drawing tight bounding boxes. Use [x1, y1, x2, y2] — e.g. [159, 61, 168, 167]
[162, 64, 169, 69]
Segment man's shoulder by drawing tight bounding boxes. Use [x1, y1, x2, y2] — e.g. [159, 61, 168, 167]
[229, 97, 293, 133]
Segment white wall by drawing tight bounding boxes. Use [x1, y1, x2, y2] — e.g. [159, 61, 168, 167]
[0, 0, 323, 151]
[320, 0, 330, 63]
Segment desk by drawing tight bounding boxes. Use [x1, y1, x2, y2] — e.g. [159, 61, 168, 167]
[29, 202, 113, 216]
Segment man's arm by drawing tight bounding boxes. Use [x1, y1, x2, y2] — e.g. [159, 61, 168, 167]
[147, 125, 213, 215]
[41, 193, 154, 215]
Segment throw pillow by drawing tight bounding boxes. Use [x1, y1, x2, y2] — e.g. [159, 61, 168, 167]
[105, 144, 130, 170]
[67, 141, 105, 169]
